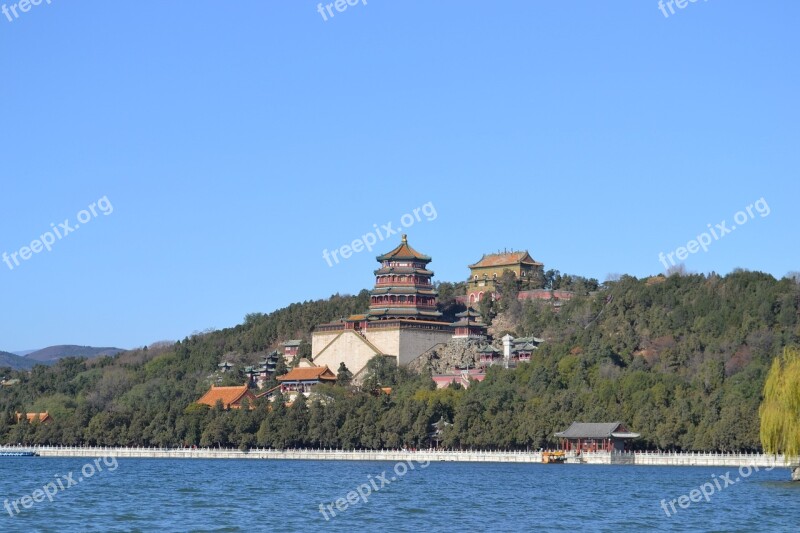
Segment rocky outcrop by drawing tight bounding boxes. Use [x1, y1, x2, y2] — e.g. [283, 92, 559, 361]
[408, 338, 499, 375]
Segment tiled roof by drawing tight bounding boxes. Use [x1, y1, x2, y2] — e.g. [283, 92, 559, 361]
[371, 287, 438, 295]
[367, 308, 443, 318]
[374, 266, 434, 276]
[469, 251, 543, 269]
[257, 385, 281, 398]
[376, 235, 431, 262]
[554, 422, 639, 439]
[514, 336, 544, 345]
[278, 365, 337, 383]
[197, 384, 254, 408]
[451, 318, 487, 327]
[283, 340, 302, 347]
[515, 342, 537, 351]
[16, 412, 51, 423]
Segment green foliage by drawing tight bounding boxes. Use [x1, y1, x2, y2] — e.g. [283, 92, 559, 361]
[0, 271, 797, 451]
[337, 363, 353, 387]
[760, 347, 800, 457]
[479, 293, 497, 325]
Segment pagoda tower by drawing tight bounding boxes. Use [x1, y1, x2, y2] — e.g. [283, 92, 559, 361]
[451, 307, 487, 339]
[367, 234, 443, 321]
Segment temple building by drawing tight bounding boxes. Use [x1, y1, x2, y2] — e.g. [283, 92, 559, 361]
[554, 422, 640, 452]
[432, 368, 486, 389]
[477, 345, 502, 366]
[451, 308, 487, 339]
[502, 334, 542, 364]
[277, 365, 337, 396]
[282, 340, 302, 362]
[196, 384, 257, 410]
[15, 412, 52, 424]
[312, 235, 454, 381]
[367, 234, 442, 321]
[466, 250, 544, 304]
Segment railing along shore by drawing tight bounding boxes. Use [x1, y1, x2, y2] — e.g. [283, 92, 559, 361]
[0, 445, 794, 467]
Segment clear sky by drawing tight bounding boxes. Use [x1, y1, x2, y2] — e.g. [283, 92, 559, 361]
[1, 1, 798, 350]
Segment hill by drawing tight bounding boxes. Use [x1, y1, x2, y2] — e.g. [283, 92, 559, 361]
[0, 273, 798, 452]
[24, 345, 125, 364]
[0, 351, 37, 371]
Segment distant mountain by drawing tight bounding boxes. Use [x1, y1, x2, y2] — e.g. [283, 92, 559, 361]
[24, 345, 125, 364]
[0, 351, 37, 371]
[12, 349, 37, 356]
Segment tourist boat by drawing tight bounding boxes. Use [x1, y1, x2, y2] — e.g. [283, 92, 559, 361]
[0, 450, 37, 457]
[542, 451, 565, 464]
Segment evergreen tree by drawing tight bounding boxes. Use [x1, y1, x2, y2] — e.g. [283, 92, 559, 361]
[337, 363, 353, 387]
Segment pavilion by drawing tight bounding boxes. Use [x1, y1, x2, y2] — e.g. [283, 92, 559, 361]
[554, 422, 640, 452]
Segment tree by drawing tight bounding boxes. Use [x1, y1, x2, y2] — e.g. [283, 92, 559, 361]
[479, 292, 497, 325]
[297, 341, 312, 361]
[274, 356, 289, 377]
[496, 270, 522, 322]
[337, 363, 353, 387]
[759, 346, 800, 479]
[361, 356, 400, 392]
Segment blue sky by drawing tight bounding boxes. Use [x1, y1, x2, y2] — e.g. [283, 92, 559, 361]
[1, 1, 797, 350]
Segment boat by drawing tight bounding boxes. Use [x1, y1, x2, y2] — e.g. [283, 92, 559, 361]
[542, 451, 565, 464]
[0, 450, 38, 457]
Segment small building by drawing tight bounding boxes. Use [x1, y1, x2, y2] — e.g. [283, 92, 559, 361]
[277, 365, 337, 395]
[217, 361, 233, 373]
[502, 334, 543, 365]
[15, 412, 52, 424]
[196, 384, 257, 410]
[451, 308, 487, 339]
[554, 422, 640, 452]
[477, 345, 502, 366]
[432, 368, 486, 389]
[283, 340, 303, 362]
[264, 350, 280, 374]
[250, 350, 282, 389]
[428, 417, 452, 447]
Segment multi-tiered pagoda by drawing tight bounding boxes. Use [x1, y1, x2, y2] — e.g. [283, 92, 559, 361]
[368, 234, 442, 321]
[311, 235, 454, 376]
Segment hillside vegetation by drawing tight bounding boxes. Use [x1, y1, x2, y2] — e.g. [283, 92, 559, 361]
[1, 272, 798, 451]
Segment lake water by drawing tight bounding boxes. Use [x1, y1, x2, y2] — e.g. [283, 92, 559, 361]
[0, 457, 798, 532]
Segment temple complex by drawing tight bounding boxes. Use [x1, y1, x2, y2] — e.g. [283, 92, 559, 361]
[466, 250, 544, 304]
[312, 235, 456, 380]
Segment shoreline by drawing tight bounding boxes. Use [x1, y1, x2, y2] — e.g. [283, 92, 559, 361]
[0, 446, 793, 468]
